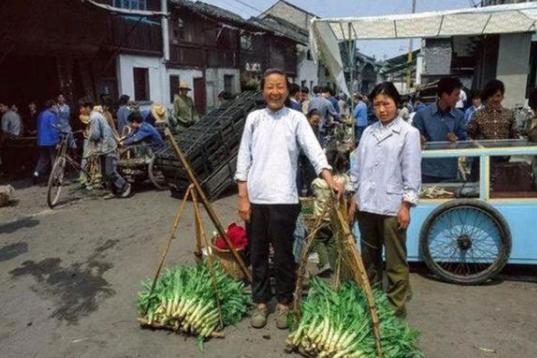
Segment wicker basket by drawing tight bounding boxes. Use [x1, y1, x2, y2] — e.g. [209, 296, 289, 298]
[210, 238, 246, 280]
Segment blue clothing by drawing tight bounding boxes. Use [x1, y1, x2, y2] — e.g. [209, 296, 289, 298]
[415, 103, 427, 112]
[288, 99, 302, 111]
[329, 97, 340, 114]
[464, 106, 480, 123]
[412, 103, 467, 179]
[353, 101, 368, 127]
[56, 104, 71, 132]
[123, 122, 164, 150]
[36, 109, 59, 146]
[117, 105, 131, 134]
[351, 117, 422, 216]
[308, 95, 340, 131]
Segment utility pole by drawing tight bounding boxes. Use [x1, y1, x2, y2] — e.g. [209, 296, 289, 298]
[406, 0, 417, 92]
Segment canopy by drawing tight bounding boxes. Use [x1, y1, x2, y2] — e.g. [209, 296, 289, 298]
[309, 2, 537, 95]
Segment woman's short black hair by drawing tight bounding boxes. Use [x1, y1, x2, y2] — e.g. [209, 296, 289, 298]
[481, 79, 505, 101]
[470, 90, 481, 100]
[301, 86, 309, 94]
[260, 68, 289, 90]
[528, 88, 537, 111]
[437, 77, 463, 97]
[369, 82, 401, 107]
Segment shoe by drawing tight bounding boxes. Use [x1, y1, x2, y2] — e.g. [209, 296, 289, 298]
[120, 184, 131, 198]
[275, 304, 290, 330]
[103, 193, 116, 200]
[250, 304, 268, 329]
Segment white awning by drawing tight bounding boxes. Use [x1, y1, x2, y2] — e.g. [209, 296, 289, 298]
[310, 2, 537, 95]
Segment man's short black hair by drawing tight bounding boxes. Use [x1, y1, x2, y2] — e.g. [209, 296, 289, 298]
[313, 85, 322, 95]
[470, 90, 481, 100]
[289, 83, 300, 96]
[322, 86, 335, 96]
[128, 110, 144, 124]
[301, 86, 309, 94]
[437, 77, 463, 97]
[45, 100, 56, 108]
[81, 102, 93, 109]
[119, 94, 130, 106]
[260, 68, 289, 90]
[369, 81, 401, 107]
[481, 79, 505, 102]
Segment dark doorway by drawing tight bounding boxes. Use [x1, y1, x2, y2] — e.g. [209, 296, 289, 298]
[133, 67, 149, 101]
[193, 77, 206, 115]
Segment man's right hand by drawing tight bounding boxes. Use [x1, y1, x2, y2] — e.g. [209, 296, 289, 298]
[238, 195, 251, 222]
[420, 135, 427, 149]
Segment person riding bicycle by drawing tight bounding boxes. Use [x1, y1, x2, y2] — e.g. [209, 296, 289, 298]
[84, 103, 131, 198]
[120, 111, 164, 152]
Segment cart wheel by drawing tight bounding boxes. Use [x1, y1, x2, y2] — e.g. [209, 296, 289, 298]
[47, 156, 66, 209]
[148, 156, 168, 190]
[420, 199, 511, 284]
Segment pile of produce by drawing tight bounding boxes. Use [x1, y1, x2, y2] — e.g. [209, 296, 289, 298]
[287, 278, 422, 358]
[137, 261, 250, 342]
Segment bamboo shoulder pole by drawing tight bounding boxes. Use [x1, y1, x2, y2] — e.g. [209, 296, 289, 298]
[164, 128, 252, 282]
[144, 185, 193, 315]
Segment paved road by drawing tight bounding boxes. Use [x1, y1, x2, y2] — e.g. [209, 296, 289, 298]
[1, 180, 536, 358]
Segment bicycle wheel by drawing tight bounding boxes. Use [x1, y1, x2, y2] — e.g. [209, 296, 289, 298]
[148, 156, 168, 190]
[47, 156, 67, 208]
[420, 199, 511, 284]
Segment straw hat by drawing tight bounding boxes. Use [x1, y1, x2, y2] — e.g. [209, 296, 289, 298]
[178, 81, 191, 91]
[151, 103, 167, 122]
[79, 114, 90, 125]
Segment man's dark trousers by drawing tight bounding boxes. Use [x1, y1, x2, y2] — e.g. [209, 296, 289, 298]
[248, 204, 300, 304]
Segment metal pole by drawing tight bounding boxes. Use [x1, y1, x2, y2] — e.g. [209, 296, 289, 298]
[406, 0, 417, 92]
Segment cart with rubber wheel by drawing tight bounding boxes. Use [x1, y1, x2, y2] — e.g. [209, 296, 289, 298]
[117, 144, 168, 190]
[406, 139, 537, 284]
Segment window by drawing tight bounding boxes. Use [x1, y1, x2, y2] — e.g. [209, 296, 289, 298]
[306, 50, 312, 61]
[224, 74, 234, 93]
[169, 75, 179, 103]
[133, 67, 149, 101]
[114, 0, 147, 10]
[240, 35, 253, 51]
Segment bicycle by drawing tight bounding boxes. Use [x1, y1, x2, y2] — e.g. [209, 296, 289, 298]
[47, 134, 100, 208]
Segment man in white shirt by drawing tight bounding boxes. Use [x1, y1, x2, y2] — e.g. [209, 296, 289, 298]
[235, 68, 340, 330]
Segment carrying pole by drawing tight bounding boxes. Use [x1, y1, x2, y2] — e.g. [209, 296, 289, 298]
[164, 128, 252, 282]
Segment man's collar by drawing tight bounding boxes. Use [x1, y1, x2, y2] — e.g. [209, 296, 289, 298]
[433, 102, 456, 117]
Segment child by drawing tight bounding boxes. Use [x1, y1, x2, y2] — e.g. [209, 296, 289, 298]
[311, 148, 352, 275]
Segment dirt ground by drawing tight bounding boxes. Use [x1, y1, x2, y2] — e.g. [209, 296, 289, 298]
[1, 180, 536, 358]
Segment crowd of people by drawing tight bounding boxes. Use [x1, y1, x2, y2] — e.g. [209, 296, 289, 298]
[234, 68, 537, 330]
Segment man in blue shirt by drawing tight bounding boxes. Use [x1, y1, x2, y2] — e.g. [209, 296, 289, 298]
[116, 95, 131, 135]
[33, 100, 60, 183]
[287, 83, 302, 111]
[352, 93, 368, 143]
[323, 86, 340, 115]
[121, 111, 164, 151]
[308, 86, 339, 146]
[413, 77, 467, 183]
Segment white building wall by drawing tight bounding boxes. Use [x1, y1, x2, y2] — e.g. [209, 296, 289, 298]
[205, 68, 240, 110]
[297, 46, 318, 91]
[164, 68, 204, 108]
[117, 54, 165, 104]
[496, 32, 532, 108]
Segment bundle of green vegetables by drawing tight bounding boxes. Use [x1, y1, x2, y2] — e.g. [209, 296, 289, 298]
[137, 261, 250, 341]
[287, 278, 422, 358]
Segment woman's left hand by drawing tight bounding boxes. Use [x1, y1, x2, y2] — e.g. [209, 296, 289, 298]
[397, 203, 411, 230]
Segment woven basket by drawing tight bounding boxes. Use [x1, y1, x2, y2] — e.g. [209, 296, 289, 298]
[210, 238, 246, 280]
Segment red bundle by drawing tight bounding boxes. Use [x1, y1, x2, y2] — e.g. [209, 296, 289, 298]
[214, 223, 248, 251]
